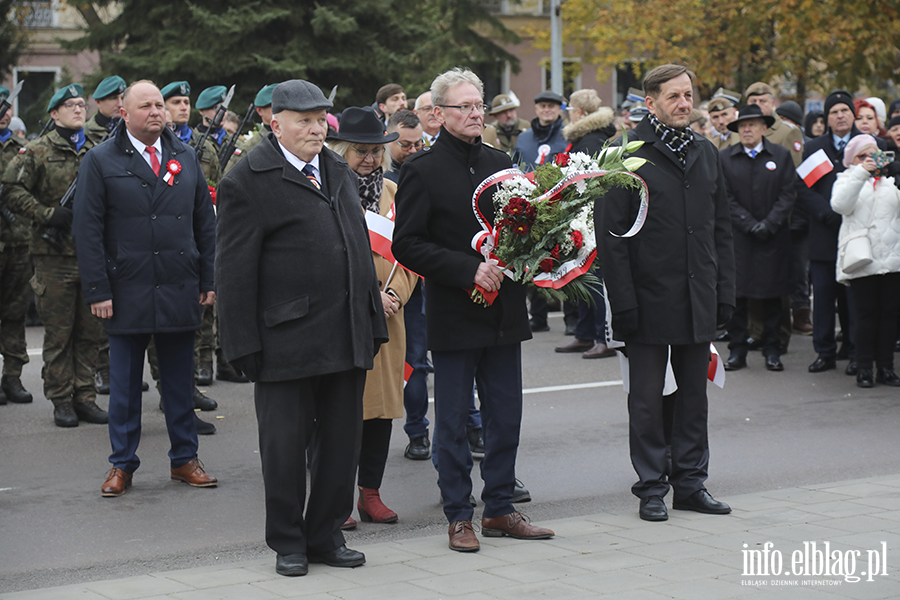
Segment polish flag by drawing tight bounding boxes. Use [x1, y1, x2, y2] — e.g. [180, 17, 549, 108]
[366, 210, 396, 264]
[797, 149, 833, 188]
[402, 362, 414, 388]
[708, 343, 725, 389]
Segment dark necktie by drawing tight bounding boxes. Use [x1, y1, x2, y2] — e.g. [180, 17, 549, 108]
[302, 164, 320, 190]
[749, 149, 757, 159]
[836, 139, 846, 152]
[146, 146, 160, 177]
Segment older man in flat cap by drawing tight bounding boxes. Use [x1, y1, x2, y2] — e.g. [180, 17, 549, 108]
[216, 79, 388, 577]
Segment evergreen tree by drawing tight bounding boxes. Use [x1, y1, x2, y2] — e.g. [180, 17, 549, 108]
[1, 1, 30, 80]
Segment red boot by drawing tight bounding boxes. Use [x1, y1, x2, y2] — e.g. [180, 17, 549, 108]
[357, 487, 398, 523]
[341, 516, 357, 530]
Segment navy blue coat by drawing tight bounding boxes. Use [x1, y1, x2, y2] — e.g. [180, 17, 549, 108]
[73, 122, 217, 334]
[513, 117, 567, 171]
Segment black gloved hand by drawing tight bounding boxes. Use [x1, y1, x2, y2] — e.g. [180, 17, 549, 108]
[612, 308, 639, 337]
[230, 352, 262, 382]
[749, 221, 769, 240]
[48, 206, 73, 229]
[716, 304, 734, 329]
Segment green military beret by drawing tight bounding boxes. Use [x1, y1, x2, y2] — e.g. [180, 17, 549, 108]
[161, 81, 191, 101]
[254, 83, 278, 108]
[196, 85, 226, 110]
[47, 83, 84, 112]
[0, 86, 9, 101]
[93, 75, 126, 100]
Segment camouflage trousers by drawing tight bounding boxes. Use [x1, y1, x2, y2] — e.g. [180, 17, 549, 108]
[31, 256, 103, 403]
[0, 245, 32, 376]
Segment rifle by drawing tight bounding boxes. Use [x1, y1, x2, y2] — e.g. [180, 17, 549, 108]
[192, 85, 234, 164]
[37, 118, 55, 137]
[0, 81, 24, 124]
[41, 128, 115, 252]
[0, 186, 17, 225]
[218, 101, 255, 172]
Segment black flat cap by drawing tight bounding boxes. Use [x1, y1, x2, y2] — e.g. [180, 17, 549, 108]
[534, 90, 566, 105]
[272, 80, 333, 114]
[775, 100, 803, 126]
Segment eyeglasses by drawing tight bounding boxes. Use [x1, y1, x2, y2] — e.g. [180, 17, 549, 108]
[396, 139, 425, 150]
[415, 105, 433, 113]
[438, 104, 490, 115]
[353, 146, 385, 159]
[62, 101, 87, 111]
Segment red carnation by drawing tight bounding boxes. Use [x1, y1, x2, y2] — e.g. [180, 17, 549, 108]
[208, 184, 217, 205]
[503, 197, 528, 217]
[512, 222, 530, 235]
[555, 153, 570, 167]
[525, 204, 537, 222]
[550, 244, 560, 259]
[570, 230, 583, 249]
[539, 258, 554, 272]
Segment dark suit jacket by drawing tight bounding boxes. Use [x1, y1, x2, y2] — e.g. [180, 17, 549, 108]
[393, 127, 531, 352]
[73, 122, 216, 334]
[596, 117, 736, 344]
[215, 133, 388, 382]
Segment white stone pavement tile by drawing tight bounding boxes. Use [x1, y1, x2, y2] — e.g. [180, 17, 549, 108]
[158, 565, 271, 589]
[168, 583, 282, 600]
[483, 557, 595, 584]
[797, 499, 885, 518]
[827, 530, 900, 552]
[84, 574, 193, 599]
[818, 578, 900, 600]
[403, 552, 511, 576]
[582, 512, 656, 529]
[847, 495, 900, 511]
[664, 512, 760, 535]
[812, 515, 895, 534]
[759, 488, 854, 505]
[390, 535, 454, 558]
[542, 517, 625, 537]
[0, 586, 110, 600]
[266, 594, 336, 600]
[326, 562, 432, 586]
[251, 571, 358, 597]
[552, 548, 661, 573]
[328, 582, 429, 600]
[630, 558, 732, 583]
[880, 509, 900, 522]
[563, 569, 660, 593]
[644, 576, 751, 599]
[606, 521, 706, 544]
[815, 482, 899, 498]
[621, 539, 723, 562]
[484, 580, 599, 600]
[689, 530, 794, 552]
[476, 539, 580, 562]
[542, 533, 629, 554]
[724, 494, 798, 512]
[593, 590, 672, 600]
[751, 523, 857, 544]
[348, 542, 425, 567]
[734, 507, 831, 526]
[410, 569, 523, 596]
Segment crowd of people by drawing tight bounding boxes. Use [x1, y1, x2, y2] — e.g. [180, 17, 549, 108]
[0, 63, 899, 576]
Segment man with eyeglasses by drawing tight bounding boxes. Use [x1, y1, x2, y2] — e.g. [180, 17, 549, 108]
[384, 110, 423, 184]
[394, 67, 554, 553]
[2, 84, 108, 428]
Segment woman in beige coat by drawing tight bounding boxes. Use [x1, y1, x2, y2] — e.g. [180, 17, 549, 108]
[328, 107, 419, 526]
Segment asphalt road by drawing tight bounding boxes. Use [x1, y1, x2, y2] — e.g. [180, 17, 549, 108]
[2, 314, 899, 592]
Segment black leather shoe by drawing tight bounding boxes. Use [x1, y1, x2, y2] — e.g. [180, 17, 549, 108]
[845, 361, 858, 376]
[404, 433, 431, 460]
[564, 322, 576, 336]
[512, 478, 531, 503]
[857, 368, 875, 388]
[529, 319, 550, 333]
[639, 496, 668, 521]
[1, 375, 33, 403]
[53, 401, 79, 428]
[673, 489, 731, 514]
[308, 545, 365, 568]
[216, 360, 250, 383]
[93, 368, 111, 394]
[196, 362, 213, 386]
[141, 380, 149, 392]
[876, 368, 900, 386]
[275, 553, 308, 577]
[195, 413, 216, 435]
[765, 354, 784, 371]
[723, 354, 746, 371]
[73, 400, 109, 424]
[193, 388, 218, 411]
[808, 356, 836, 373]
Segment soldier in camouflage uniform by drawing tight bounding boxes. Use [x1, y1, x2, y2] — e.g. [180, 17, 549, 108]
[1, 84, 107, 427]
[84, 75, 126, 394]
[0, 86, 34, 405]
[223, 83, 277, 175]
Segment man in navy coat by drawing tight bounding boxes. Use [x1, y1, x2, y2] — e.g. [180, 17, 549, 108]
[73, 80, 218, 498]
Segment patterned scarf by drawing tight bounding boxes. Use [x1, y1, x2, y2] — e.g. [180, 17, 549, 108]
[649, 113, 693, 164]
[358, 167, 384, 213]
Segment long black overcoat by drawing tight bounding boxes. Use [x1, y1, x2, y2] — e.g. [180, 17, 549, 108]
[719, 138, 796, 299]
[393, 127, 532, 352]
[215, 134, 388, 382]
[595, 117, 736, 344]
[73, 122, 216, 334]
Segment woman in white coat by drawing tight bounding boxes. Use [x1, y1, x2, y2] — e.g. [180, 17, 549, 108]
[831, 134, 900, 387]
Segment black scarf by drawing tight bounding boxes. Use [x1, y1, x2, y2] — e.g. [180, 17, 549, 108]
[358, 167, 384, 213]
[649, 113, 693, 164]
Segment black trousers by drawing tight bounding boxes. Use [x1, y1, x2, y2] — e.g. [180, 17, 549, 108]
[810, 259, 855, 358]
[627, 342, 710, 500]
[847, 273, 900, 370]
[358, 418, 392, 489]
[728, 297, 783, 357]
[254, 368, 366, 556]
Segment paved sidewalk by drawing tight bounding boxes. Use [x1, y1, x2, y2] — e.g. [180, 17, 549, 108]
[4, 475, 900, 600]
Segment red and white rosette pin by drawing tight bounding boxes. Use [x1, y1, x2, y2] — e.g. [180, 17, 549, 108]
[164, 159, 181, 186]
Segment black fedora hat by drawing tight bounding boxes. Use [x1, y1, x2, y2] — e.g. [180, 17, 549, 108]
[727, 104, 775, 132]
[327, 106, 399, 144]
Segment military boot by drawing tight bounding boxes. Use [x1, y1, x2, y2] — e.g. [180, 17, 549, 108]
[2, 375, 33, 403]
[196, 361, 214, 386]
[193, 387, 218, 411]
[94, 368, 111, 394]
[73, 400, 109, 424]
[52, 399, 79, 428]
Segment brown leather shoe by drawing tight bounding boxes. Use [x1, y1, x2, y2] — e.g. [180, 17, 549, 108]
[582, 343, 616, 359]
[448, 520, 480, 552]
[481, 511, 554, 539]
[554, 338, 594, 353]
[101, 467, 132, 497]
[170, 459, 218, 487]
